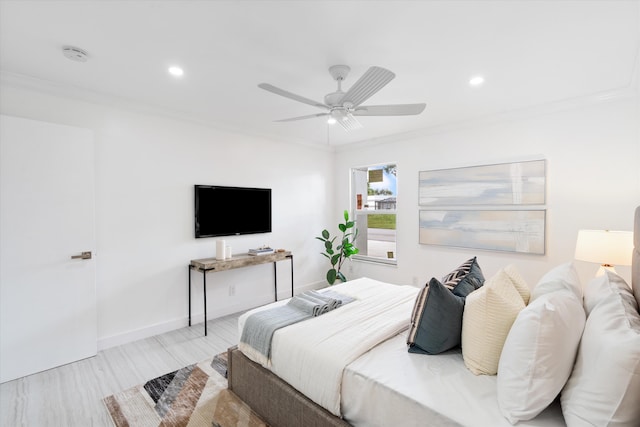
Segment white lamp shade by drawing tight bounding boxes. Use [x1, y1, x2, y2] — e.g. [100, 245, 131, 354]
[574, 230, 633, 267]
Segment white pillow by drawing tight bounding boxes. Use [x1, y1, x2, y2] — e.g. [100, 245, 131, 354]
[561, 272, 640, 427]
[503, 264, 530, 305]
[462, 269, 525, 375]
[497, 289, 585, 424]
[531, 262, 582, 301]
[583, 269, 631, 315]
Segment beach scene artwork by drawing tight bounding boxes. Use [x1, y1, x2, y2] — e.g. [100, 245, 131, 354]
[419, 160, 546, 206]
[419, 209, 546, 254]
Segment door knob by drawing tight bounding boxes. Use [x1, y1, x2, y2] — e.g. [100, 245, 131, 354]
[71, 251, 92, 260]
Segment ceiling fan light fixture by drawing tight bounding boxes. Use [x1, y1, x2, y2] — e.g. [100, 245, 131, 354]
[259, 64, 426, 132]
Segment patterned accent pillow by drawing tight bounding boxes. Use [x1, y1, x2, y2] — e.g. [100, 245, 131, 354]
[441, 256, 485, 295]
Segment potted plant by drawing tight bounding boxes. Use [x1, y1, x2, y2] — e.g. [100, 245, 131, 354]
[316, 210, 359, 284]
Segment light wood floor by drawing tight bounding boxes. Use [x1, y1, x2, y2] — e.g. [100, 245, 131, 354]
[0, 313, 242, 427]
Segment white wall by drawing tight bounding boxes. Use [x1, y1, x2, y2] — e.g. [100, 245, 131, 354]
[0, 83, 334, 349]
[2, 81, 638, 350]
[334, 95, 640, 289]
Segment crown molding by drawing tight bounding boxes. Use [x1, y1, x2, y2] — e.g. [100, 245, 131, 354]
[2, 70, 636, 155]
[0, 71, 335, 153]
[336, 83, 639, 153]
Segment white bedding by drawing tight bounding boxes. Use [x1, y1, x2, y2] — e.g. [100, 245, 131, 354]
[342, 333, 565, 427]
[238, 279, 568, 426]
[238, 277, 419, 416]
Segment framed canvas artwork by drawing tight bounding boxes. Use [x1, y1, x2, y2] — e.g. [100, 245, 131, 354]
[418, 209, 546, 254]
[418, 160, 546, 206]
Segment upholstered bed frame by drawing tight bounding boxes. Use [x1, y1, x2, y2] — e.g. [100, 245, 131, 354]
[228, 345, 349, 427]
[228, 206, 640, 427]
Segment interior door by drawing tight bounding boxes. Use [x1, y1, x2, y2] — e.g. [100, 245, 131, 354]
[0, 114, 97, 383]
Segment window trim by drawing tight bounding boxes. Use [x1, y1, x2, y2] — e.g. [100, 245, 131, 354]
[350, 162, 398, 266]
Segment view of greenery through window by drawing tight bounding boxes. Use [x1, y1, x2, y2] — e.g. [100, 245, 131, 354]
[351, 163, 397, 263]
[367, 214, 396, 229]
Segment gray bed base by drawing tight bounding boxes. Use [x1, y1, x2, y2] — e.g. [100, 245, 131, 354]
[227, 346, 351, 427]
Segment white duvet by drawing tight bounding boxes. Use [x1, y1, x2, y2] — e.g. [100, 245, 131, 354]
[238, 277, 419, 416]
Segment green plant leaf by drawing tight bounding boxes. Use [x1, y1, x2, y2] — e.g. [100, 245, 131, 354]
[319, 210, 359, 284]
[321, 253, 330, 259]
[327, 269, 337, 285]
[346, 247, 359, 256]
[331, 254, 341, 265]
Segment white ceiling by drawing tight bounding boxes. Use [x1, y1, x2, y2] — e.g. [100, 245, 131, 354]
[1, 1, 638, 146]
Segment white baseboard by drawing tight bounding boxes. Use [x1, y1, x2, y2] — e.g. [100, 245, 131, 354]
[97, 280, 327, 350]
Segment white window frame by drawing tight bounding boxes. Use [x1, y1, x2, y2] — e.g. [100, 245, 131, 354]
[350, 162, 398, 266]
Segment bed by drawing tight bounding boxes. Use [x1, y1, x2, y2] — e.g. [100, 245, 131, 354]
[228, 206, 640, 427]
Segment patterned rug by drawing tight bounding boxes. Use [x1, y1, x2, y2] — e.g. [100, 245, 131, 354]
[103, 352, 268, 427]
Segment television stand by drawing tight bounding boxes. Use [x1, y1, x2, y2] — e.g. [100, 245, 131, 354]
[188, 251, 293, 336]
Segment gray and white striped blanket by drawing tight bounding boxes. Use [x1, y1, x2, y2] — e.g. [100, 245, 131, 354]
[240, 290, 354, 359]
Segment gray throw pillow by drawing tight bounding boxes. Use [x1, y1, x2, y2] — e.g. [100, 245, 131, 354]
[407, 269, 483, 354]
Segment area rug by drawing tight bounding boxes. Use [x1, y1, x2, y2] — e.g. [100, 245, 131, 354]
[103, 352, 268, 427]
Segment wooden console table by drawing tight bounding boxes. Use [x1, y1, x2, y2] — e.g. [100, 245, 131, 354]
[188, 251, 293, 336]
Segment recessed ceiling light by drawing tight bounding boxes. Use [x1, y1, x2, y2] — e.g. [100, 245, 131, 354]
[168, 66, 184, 77]
[469, 76, 484, 86]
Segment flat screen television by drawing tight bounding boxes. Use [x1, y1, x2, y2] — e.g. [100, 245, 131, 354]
[194, 185, 272, 238]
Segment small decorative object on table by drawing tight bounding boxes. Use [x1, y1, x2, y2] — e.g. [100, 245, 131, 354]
[248, 246, 275, 256]
[216, 239, 226, 260]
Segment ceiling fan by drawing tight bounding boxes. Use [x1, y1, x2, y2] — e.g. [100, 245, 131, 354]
[258, 65, 426, 131]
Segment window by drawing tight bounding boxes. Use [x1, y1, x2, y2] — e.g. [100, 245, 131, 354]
[351, 163, 397, 264]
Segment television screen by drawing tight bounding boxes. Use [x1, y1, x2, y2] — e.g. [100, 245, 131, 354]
[194, 185, 272, 238]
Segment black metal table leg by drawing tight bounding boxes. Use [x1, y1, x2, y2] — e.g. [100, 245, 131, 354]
[188, 265, 191, 326]
[273, 262, 278, 302]
[289, 254, 294, 298]
[203, 271, 208, 336]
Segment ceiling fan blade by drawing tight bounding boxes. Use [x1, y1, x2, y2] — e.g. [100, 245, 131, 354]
[340, 66, 395, 107]
[258, 83, 329, 110]
[337, 113, 363, 132]
[274, 113, 329, 122]
[354, 103, 426, 116]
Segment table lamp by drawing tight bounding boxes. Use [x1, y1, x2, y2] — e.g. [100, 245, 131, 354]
[574, 229, 633, 276]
